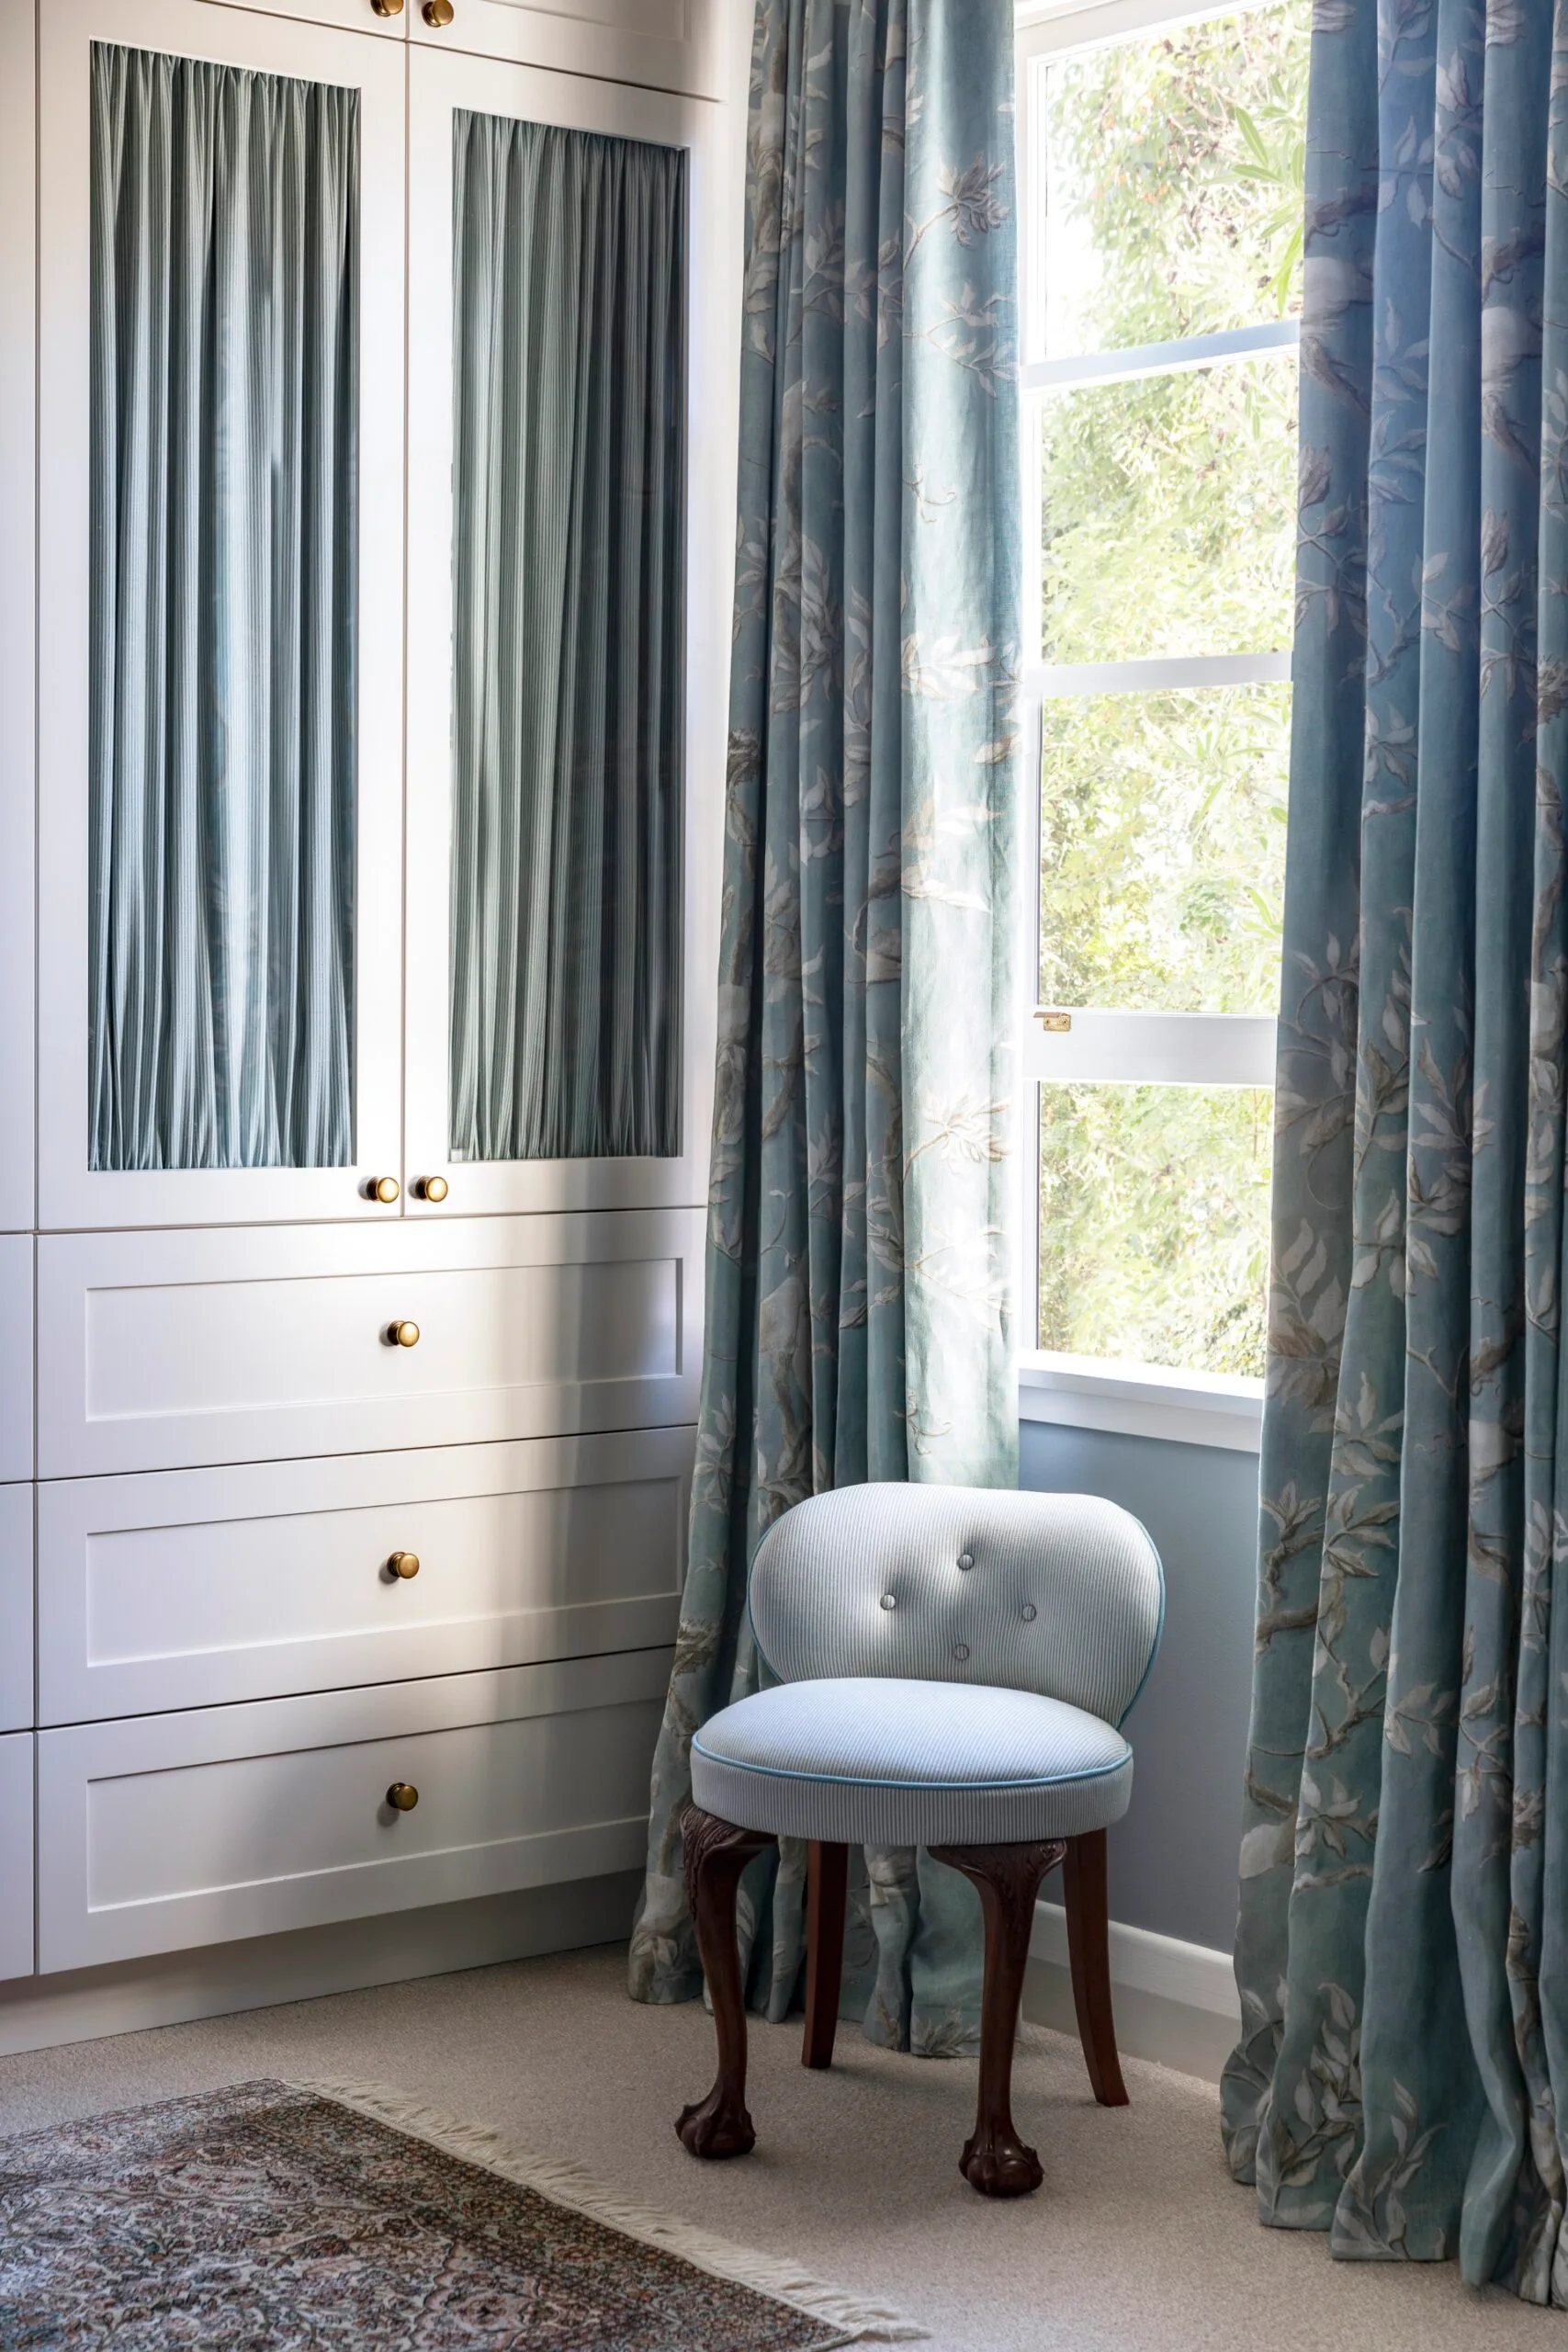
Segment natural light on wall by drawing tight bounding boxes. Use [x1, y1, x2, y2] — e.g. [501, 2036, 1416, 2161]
[1018, 0, 1307, 1412]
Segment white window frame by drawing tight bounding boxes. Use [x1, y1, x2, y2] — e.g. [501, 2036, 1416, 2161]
[1014, 0, 1299, 1451]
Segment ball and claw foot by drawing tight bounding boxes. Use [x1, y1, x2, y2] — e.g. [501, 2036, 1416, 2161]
[960, 2123, 1044, 2199]
[676, 2086, 757, 2160]
[675, 1806, 776, 2163]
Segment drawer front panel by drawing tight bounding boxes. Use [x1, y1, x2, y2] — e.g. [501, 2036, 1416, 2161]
[0, 1485, 32, 1732]
[0, 1238, 31, 1483]
[39, 1430, 691, 1722]
[37, 1650, 669, 1971]
[0, 1733, 33, 1982]
[39, 1211, 701, 1475]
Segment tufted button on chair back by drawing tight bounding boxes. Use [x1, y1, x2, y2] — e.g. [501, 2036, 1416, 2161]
[749, 1484, 1164, 1728]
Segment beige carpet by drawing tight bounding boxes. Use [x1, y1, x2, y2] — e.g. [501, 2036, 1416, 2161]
[0, 1942, 1549, 2350]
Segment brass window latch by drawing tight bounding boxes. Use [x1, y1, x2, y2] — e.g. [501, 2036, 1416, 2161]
[1035, 1010, 1072, 1033]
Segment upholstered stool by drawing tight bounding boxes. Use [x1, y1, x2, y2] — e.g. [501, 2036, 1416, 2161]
[674, 1484, 1164, 2197]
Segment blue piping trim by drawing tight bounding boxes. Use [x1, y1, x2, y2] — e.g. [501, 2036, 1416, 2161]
[689, 1738, 1130, 1794]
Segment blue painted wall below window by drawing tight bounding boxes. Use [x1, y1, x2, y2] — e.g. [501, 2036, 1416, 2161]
[1020, 1419, 1260, 1957]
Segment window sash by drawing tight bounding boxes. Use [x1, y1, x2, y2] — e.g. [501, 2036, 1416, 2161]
[1015, 0, 1293, 1378]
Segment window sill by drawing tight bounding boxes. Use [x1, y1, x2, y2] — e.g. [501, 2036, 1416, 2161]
[1018, 1351, 1263, 1453]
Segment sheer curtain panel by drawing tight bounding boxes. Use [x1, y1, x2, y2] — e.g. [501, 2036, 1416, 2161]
[90, 44, 359, 1172]
[448, 114, 686, 1165]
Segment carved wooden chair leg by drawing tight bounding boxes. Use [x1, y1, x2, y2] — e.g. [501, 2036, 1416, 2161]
[802, 1839, 849, 2070]
[676, 1804, 776, 2159]
[931, 1838, 1066, 2197]
[1063, 1827, 1128, 2107]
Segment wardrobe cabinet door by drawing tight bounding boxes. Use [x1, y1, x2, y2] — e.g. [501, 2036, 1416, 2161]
[38, 1429, 691, 1721]
[37, 1651, 670, 1970]
[38, 1210, 702, 1476]
[409, 0, 723, 99]
[37, 0, 406, 1231]
[0, 1, 35, 1237]
[0, 1486, 32, 1736]
[402, 47, 729, 1223]
[0, 1734, 33, 1982]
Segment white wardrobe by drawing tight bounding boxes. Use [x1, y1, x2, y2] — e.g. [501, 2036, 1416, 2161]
[0, 0, 738, 2014]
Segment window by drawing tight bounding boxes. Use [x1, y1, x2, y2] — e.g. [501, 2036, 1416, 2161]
[1015, 0, 1309, 1444]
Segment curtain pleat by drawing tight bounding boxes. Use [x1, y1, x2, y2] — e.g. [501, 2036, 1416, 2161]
[449, 114, 685, 1164]
[89, 44, 357, 1172]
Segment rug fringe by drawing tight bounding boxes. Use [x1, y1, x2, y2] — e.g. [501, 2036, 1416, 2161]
[291, 2075, 928, 2346]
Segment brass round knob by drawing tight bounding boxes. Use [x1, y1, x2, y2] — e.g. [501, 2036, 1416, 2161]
[386, 1781, 419, 1812]
[387, 1319, 421, 1349]
[423, 0, 454, 23]
[371, 0, 403, 15]
[415, 1175, 448, 1203]
[370, 1175, 400, 1204]
[387, 1551, 420, 1580]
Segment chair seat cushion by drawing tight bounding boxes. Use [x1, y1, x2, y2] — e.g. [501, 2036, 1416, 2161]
[690, 1678, 1132, 1847]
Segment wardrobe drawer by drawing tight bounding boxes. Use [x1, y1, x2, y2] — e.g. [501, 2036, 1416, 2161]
[39, 1430, 691, 1723]
[37, 1648, 669, 1971]
[0, 1733, 33, 1982]
[38, 1210, 702, 1476]
[0, 1485, 32, 1732]
[0, 1238, 31, 1483]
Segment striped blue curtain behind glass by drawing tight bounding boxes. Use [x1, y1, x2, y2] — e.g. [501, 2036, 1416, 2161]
[449, 113, 685, 1163]
[89, 46, 358, 1172]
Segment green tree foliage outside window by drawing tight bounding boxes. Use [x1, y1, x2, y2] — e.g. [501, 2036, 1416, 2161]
[1036, 5, 1309, 1378]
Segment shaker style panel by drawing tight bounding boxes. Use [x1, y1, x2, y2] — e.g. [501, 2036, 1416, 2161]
[37, 1650, 670, 1970]
[37, 0, 406, 1231]
[401, 46, 725, 1221]
[0, 1239, 32, 1487]
[38, 1429, 692, 1722]
[0, 0, 36, 1236]
[38, 1211, 702, 1476]
[198, 0, 410, 34]
[410, 0, 722, 101]
[0, 1486, 32, 1735]
[0, 1734, 33, 1982]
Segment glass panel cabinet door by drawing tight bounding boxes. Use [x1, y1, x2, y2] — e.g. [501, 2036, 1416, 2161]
[408, 0, 721, 103]
[403, 47, 725, 1217]
[38, 0, 405, 1228]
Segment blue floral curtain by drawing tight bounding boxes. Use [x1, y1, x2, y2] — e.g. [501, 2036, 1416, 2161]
[1224, 0, 1568, 2303]
[629, 0, 1020, 2052]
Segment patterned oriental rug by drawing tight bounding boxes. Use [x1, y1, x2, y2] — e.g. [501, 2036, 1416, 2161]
[0, 2078, 920, 2349]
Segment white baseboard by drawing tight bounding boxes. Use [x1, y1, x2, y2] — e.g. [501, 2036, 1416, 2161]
[0, 1871, 642, 2059]
[0, 1871, 1235, 2084]
[1023, 1898, 1239, 2086]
